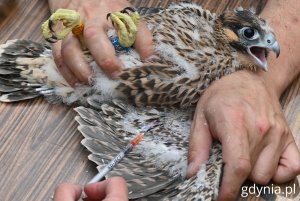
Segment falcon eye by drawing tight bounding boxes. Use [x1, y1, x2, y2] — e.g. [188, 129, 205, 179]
[244, 28, 254, 38]
[240, 27, 259, 40]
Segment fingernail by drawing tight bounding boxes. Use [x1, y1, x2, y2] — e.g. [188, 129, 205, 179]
[187, 162, 199, 178]
[111, 70, 121, 80]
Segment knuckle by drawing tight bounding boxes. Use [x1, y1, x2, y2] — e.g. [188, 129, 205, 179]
[232, 157, 251, 177]
[256, 117, 271, 136]
[84, 25, 101, 39]
[275, 121, 288, 139]
[273, 114, 289, 136]
[98, 57, 115, 70]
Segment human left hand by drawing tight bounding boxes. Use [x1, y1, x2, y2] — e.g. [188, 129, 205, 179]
[47, 0, 155, 86]
[187, 70, 300, 200]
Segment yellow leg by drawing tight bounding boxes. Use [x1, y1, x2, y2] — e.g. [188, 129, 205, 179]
[41, 9, 83, 45]
[108, 8, 140, 47]
[41, 8, 140, 49]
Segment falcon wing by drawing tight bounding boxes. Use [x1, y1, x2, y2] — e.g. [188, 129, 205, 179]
[75, 98, 223, 200]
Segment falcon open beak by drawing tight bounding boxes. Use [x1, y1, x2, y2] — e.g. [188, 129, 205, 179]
[247, 34, 280, 71]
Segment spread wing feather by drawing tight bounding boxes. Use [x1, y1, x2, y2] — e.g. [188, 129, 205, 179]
[75, 99, 223, 200]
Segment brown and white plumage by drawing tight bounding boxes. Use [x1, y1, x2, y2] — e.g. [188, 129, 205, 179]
[75, 99, 223, 200]
[0, 3, 279, 106]
[0, 3, 280, 200]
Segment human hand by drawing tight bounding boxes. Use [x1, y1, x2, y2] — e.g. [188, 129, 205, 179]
[53, 177, 128, 201]
[187, 70, 300, 200]
[47, 0, 155, 86]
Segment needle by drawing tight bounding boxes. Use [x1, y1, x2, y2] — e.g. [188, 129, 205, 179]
[81, 121, 160, 199]
[87, 132, 144, 184]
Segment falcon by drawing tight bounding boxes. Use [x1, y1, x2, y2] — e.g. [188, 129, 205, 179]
[0, 3, 280, 200]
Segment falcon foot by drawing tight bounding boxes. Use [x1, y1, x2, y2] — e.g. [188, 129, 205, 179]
[41, 9, 83, 44]
[107, 7, 140, 47]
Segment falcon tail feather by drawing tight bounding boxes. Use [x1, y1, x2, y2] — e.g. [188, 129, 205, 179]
[0, 40, 73, 103]
[0, 40, 50, 102]
[0, 39, 96, 105]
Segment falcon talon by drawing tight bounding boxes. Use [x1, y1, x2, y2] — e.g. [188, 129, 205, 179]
[107, 8, 140, 47]
[48, 19, 55, 33]
[41, 9, 84, 45]
[106, 13, 111, 21]
[42, 8, 140, 48]
[121, 7, 137, 14]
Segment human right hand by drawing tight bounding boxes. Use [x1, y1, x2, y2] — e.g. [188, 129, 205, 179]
[47, 0, 155, 86]
[54, 177, 128, 201]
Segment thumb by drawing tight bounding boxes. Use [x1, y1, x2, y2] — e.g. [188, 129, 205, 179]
[53, 183, 82, 201]
[187, 109, 213, 178]
[273, 134, 300, 183]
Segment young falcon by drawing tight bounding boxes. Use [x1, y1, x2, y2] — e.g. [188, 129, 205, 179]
[0, 2, 280, 200]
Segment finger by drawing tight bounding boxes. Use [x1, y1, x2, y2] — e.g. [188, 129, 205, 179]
[273, 135, 300, 183]
[249, 117, 288, 184]
[84, 21, 123, 78]
[249, 143, 280, 185]
[187, 106, 213, 178]
[218, 128, 251, 200]
[53, 183, 82, 201]
[103, 177, 128, 201]
[52, 42, 79, 86]
[61, 35, 92, 85]
[133, 21, 157, 61]
[84, 177, 128, 201]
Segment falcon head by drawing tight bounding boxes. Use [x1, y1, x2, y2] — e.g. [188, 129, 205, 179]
[216, 7, 280, 71]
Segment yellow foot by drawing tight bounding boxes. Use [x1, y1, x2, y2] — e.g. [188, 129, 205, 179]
[107, 7, 140, 47]
[41, 9, 83, 43]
